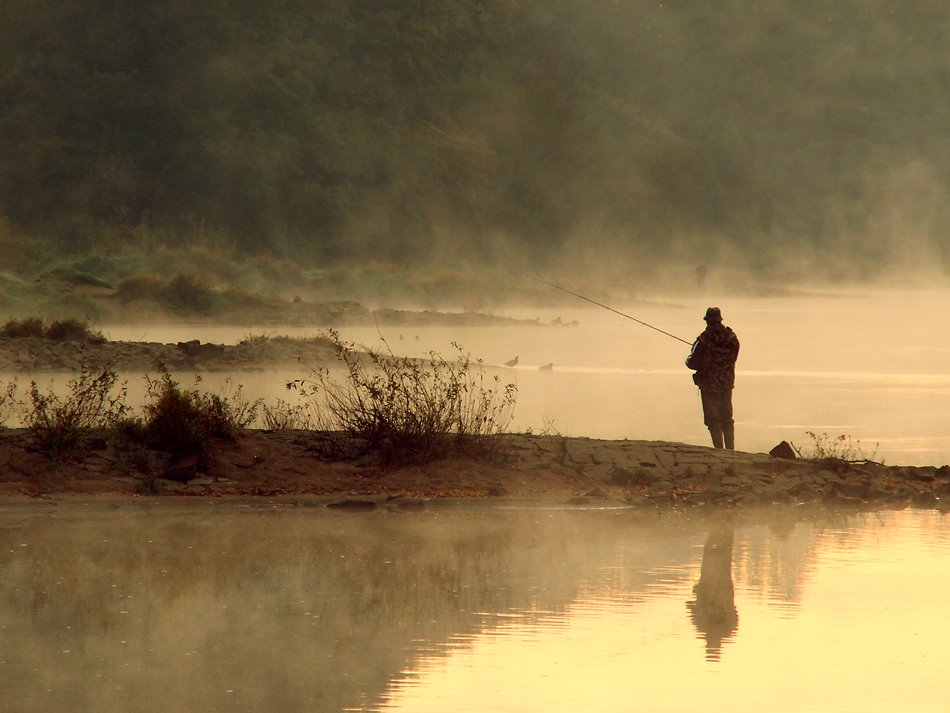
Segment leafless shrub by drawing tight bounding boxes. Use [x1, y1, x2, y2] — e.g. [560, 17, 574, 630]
[791, 431, 880, 464]
[260, 398, 314, 430]
[289, 331, 517, 464]
[0, 379, 17, 426]
[25, 363, 128, 458]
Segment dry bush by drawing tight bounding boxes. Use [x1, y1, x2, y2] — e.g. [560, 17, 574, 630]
[792, 431, 880, 465]
[45, 318, 106, 343]
[0, 317, 105, 343]
[135, 368, 261, 465]
[0, 317, 45, 338]
[0, 379, 17, 426]
[260, 398, 314, 430]
[290, 331, 516, 464]
[25, 364, 129, 458]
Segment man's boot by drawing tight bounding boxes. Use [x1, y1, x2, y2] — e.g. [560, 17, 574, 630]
[708, 426, 724, 449]
[723, 425, 735, 451]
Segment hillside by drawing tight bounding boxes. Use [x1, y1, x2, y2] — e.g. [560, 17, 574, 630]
[2, 1, 950, 291]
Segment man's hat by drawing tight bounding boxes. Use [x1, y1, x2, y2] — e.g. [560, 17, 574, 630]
[704, 307, 723, 322]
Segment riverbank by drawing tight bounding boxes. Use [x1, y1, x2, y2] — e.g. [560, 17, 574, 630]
[0, 334, 339, 372]
[0, 304, 564, 371]
[2, 428, 947, 510]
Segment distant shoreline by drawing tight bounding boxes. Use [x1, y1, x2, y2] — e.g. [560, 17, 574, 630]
[0, 334, 339, 372]
[0, 305, 571, 372]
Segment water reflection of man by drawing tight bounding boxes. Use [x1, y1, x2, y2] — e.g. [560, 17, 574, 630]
[686, 524, 739, 661]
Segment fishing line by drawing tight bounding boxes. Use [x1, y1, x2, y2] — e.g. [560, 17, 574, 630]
[529, 276, 692, 346]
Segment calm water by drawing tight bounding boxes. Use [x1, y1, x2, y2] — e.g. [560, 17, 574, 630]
[2, 502, 949, 712]
[75, 287, 950, 466]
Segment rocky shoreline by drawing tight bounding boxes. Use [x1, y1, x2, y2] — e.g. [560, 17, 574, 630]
[2, 328, 947, 511]
[2, 429, 947, 511]
[0, 335, 339, 372]
[518, 436, 950, 509]
[2, 325, 946, 510]
[0, 304, 563, 372]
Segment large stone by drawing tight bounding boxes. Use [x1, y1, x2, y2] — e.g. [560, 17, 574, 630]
[653, 449, 677, 467]
[791, 480, 821, 500]
[326, 499, 377, 512]
[769, 441, 797, 459]
[720, 474, 743, 488]
[905, 468, 936, 483]
[163, 456, 199, 482]
[832, 480, 870, 499]
[610, 465, 658, 486]
[562, 441, 594, 464]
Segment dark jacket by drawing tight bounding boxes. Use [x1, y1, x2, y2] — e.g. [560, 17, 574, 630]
[686, 323, 740, 392]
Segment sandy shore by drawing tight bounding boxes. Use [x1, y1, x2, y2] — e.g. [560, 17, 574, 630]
[2, 428, 948, 510]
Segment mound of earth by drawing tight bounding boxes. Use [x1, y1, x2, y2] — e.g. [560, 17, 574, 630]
[2, 430, 947, 512]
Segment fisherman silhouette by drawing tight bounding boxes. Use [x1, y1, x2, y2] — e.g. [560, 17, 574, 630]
[686, 307, 739, 449]
[686, 523, 739, 662]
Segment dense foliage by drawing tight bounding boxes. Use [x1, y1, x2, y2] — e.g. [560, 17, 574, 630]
[2, 1, 950, 275]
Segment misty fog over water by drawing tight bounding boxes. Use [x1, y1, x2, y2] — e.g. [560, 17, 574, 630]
[76, 287, 950, 466]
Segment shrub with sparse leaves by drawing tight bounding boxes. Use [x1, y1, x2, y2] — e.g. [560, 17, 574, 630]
[0, 379, 17, 426]
[25, 364, 128, 458]
[0, 317, 105, 343]
[0, 317, 44, 338]
[290, 331, 516, 464]
[261, 398, 314, 430]
[137, 367, 261, 465]
[792, 431, 880, 464]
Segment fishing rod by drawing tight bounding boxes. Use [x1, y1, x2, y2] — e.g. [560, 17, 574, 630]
[529, 276, 692, 346]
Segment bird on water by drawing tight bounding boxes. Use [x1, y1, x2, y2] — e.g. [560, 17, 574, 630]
[505, 356, 519, 367]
